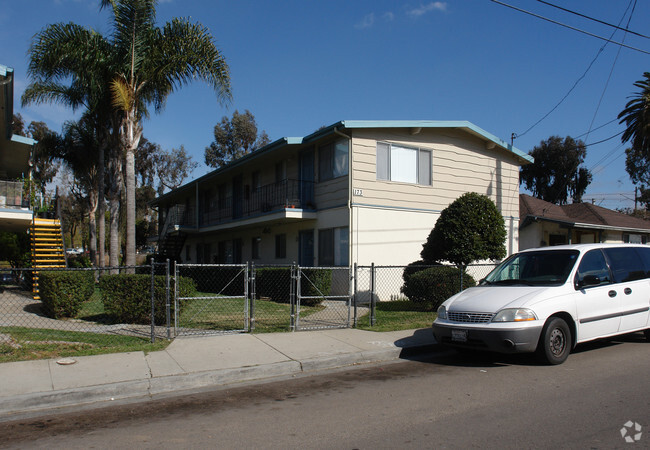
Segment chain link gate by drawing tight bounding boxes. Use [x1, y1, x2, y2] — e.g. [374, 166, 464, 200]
[294, 266, 352, 331]
[173, 263, 249, 336]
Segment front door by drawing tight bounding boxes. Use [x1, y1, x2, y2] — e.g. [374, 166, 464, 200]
[299, 230, 314, 267]
[573, 249, 620, 341]
[300, 149, 314, 208]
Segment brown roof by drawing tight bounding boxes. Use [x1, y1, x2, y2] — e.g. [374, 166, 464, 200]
[519, 194, 650, 231]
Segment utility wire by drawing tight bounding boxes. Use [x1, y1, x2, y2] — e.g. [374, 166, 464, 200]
[535, 0, 650, 40]
[511, 1, 633, 140]
[574, 118, 618, 139]
[584, 0, 635, 143]
[490, 0, 650, 55]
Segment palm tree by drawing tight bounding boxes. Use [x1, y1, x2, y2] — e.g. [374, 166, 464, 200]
[102, 0, 232, 267]
[22, 22, 120, 268]
[61, 117, 102, 265]
[619, 72, 650, 155]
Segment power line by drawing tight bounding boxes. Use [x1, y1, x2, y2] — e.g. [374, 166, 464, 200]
[511, 1, 634, 140]
[490, 0, 650, 55]
[574, 118, 618, 139]
[535, 0, 650, 40]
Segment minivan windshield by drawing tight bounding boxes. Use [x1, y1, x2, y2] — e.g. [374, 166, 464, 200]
[482, 250, 580, 286]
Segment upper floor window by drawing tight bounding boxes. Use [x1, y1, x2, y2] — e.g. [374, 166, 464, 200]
[376, 142, 432, 186]
[319, 140, 348, 182]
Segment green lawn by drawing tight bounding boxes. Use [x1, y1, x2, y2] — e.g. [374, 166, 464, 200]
[356, 300, 437, 332]
[0, 327, 169, 363]
[179, 295, 324, 333]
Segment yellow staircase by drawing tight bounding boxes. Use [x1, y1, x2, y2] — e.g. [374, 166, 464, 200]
[31, 218, 67, 300]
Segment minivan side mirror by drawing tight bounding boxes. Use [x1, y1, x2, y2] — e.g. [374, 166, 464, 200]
[576, 274, 601, 289]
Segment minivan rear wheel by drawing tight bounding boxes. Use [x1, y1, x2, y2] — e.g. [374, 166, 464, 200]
[644, 329, 650, 341]
[537, 317, 571, 365]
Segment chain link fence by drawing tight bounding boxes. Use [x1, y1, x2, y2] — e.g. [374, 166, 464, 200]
[353, 263, 499, 328]
[0, 264, 172, 360]
[1, 261, 502, 354]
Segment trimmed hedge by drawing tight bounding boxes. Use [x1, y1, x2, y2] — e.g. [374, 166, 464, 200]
[256, 267, 332, 306]
[39, 270, 95, 319]
[100, 274, 197, 325]
[401, 266, 475, 311]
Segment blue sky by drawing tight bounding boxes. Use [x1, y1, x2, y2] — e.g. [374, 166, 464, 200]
[1, 0, 649, 209]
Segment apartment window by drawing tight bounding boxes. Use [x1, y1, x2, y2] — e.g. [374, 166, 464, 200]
[376, 142, 431, 185]
[319, 140, 349, 182]
[275, 234, 286, 259]
[318, 227, 349, 266]
[252, 237, 261, 260]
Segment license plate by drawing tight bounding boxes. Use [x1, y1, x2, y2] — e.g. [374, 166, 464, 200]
[451, 329, 468, 342]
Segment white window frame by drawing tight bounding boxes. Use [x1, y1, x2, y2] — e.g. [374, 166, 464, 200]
[377, 142, 432, 186]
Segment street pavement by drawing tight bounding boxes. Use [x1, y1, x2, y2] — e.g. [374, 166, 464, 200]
[0, 328, 437, 420]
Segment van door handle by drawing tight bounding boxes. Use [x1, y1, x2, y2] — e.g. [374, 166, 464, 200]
[608, 290, 617, 298]
[624, 288, 632, 295]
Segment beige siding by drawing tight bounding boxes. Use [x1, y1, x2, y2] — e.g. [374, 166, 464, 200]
[315, 176, 348, 210]
[350, 128, 521, 219]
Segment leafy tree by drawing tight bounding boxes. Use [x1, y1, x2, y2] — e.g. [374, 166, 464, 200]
[154, 145, 199, 195]
[520, 136, 592, 205]
[102, 0, 232, 268]
[0, 231, 31, 268]
[420, 192, 506, 267]
[11, 115, 61, 199]
[205, 110, 270, 168]
[619, 73, 650, 205]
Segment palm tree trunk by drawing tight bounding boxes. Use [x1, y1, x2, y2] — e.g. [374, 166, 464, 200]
[88, 190, 99, 266]
[125, 148, 136, 267]
[98, 145, 106, 268]
[109, 196, 120, 271]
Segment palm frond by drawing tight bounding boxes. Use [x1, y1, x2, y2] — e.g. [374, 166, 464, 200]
[110, 76, 134, 111]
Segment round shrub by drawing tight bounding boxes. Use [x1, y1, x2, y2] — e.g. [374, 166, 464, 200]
[421, 192, 506, 266]
[39, 270, 95, 319]
[401, 266, 475, 311]
[100, 274, 197, 325]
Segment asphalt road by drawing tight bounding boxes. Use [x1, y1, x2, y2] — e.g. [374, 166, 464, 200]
[1, 333, 649, 449]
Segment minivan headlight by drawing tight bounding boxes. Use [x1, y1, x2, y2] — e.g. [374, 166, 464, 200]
[492, 308, 537, 322]
[437, 305, 447, 320]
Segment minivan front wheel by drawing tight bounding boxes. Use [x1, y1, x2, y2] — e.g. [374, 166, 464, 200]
[537, 317, 571, 365]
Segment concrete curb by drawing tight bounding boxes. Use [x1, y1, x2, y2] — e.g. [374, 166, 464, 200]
[0, 346, 431, 419]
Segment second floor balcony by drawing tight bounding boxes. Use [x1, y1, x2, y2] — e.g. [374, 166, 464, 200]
[162, 179, 316, 233]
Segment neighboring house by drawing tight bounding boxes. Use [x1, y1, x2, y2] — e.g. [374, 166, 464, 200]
[519, 194, 650, 249]
[152, 120, 532, 267]
[0, 64, 34, 232]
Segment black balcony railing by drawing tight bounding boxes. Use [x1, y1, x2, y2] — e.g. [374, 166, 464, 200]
[200, 179, 315, 227]
[0, 180, 27, 209]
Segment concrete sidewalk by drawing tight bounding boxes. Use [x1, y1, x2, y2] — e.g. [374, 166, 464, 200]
[0, 328, 437, 419]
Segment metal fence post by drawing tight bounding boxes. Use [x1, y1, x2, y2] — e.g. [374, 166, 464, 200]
[460, 264, 465, 292]
[370, 262, 376, 327]
[295, 263, 302, 331]
[289, 264, 296, 331]
[150, 262, 155, 343]
[249, 262, 256, 332]
[173, 260, 178, 334]
[353, 263, 358, 327]
[165, 259, 171, 340]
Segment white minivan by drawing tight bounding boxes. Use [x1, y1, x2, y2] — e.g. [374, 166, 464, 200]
[432, 244, 650, 364]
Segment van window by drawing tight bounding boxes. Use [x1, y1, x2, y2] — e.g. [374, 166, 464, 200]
[575, 249, 611, 288]
[484, 250, 578, 286]
[603, 247, 646, 283]
[635, 246, 650, 278]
